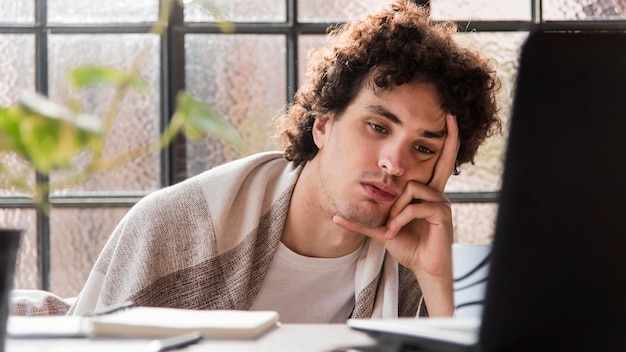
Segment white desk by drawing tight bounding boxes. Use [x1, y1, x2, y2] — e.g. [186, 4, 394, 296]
[7, 324, 379, 352]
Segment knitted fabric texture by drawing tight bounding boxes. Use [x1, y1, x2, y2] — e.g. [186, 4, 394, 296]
[12, 151, 426, 319]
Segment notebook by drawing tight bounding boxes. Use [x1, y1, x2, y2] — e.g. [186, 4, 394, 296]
[8, 306, 280, 339]
[348, 30, 626, 352]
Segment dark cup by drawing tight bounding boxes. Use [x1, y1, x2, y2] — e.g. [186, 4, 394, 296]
[0, 229, 21, 352]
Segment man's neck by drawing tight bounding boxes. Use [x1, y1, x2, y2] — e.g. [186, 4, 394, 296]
[282, 160, 366, 258]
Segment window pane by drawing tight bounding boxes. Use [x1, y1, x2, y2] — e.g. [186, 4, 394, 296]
[297, 0, 387, 23]
[452, 203, 497, 244]
[543, 0, 626, 20]
[1, 209, 38, 290]
[0, 0, 34, 25]
[49, 207, 130, 297]
[47, 0, 159, 24]
[298, 35, 327, 86]
[0, 35, 35, 107]
[47, 34, 161, 196]
[185, 0, 286, 23]
[0, 34, 36, 197]
[0, 153, 35, 197]
[431, 0, 531, 21]
[445, 32, 529, 193]
[185, 34, 286, 176]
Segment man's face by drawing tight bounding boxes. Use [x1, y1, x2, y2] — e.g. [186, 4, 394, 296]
[311, 78, 447, 228]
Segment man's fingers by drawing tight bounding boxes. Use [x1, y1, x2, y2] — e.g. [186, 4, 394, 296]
[389, 181, 448, 219]
[429, 114, 460, 192]
[386, 199, 451, 238]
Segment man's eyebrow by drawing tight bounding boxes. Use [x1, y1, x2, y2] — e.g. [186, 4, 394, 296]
[421, 128, 447, 139]
[367, 105, 401, 125]
[366, 104, 447, 139]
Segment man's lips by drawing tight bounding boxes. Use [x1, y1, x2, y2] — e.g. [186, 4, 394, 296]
[361, 182, 398, 203]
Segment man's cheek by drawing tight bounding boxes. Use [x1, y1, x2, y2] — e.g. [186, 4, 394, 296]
[424, 159, 441, 185]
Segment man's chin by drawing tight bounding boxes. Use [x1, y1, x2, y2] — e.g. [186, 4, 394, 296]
[343, 212, 388, 229]
[335, 200, 391, 228]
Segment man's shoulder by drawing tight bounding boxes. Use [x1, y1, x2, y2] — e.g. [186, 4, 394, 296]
[186, 151, 299, 190]
[137, 151, 298, 208]
[197, 151, 291, 179]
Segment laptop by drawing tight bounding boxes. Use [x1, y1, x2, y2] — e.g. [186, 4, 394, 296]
[348, 30, 626, 352]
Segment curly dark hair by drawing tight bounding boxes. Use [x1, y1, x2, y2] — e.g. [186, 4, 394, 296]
[274, 0, 501, 167]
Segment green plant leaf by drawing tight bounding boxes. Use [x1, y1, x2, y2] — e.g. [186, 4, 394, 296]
[68, 65, 149, 91]
[174, 92, 242, 150]
[0, 93, 104, 173]
[0, 105, 32, 158]
[19, 92, 102, 132]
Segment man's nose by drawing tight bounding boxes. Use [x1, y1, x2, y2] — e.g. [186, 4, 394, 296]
[378, 145, 406, 177]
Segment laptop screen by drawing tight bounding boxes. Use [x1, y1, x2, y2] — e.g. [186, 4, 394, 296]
[479, 31, 626, 351]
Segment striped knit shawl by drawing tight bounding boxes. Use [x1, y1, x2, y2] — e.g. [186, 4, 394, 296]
[15, 151, 426, 319]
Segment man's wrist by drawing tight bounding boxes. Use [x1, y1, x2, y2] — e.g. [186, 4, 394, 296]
[414, 269, 455, 317]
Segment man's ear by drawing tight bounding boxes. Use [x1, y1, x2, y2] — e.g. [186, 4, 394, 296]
[312, 114, 331, 149]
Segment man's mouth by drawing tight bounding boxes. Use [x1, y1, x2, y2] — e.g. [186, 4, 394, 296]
[361, 182, 398, 203]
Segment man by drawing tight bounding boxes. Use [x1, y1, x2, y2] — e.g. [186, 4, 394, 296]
[12, 0, 500, 322]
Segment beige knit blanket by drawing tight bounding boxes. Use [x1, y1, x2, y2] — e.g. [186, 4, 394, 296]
[11, 152, 426, 319]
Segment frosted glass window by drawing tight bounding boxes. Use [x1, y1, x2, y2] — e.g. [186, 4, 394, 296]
[543, 0, 626, 20]
[0, 35, 35, 107]
[297, 0, 387, 23]
[0, 35, 36, 197]
[49, 207, 130, 298]
[445, 32, 529, 193]
[0, 0, 34, 24]
[431, 0, 531, 21]
[452, 203, 498, 244]
[185, 0, 286, 23]
[47, 34, 161, 196]
[1, 209, 38, 290]
[0, 153, 35, 198]
[47, 0, 159, 24]
[298, 35, 328, 86]
[185, 34, 286, 176]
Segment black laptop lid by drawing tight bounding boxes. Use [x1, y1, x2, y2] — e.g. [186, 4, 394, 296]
[479, 31, 626, 351]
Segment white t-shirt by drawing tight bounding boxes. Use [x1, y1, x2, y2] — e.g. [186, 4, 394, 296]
[249, 241, 363, 323]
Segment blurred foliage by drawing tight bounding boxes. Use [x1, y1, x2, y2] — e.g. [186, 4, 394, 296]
[0, 93, 103, 174]
[0, 0, 242, 209]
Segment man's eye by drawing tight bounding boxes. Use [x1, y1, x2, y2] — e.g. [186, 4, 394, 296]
[415, 145, 434, 154]
[368, 123, 387, 133]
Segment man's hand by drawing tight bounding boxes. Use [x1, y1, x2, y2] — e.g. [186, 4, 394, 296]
[333, 114, 459, 316]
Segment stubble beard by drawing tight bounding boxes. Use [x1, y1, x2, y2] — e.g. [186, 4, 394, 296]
[316, 153, 391, 229]
[335, 200, 389, 228]
[319, 173, 390, 229]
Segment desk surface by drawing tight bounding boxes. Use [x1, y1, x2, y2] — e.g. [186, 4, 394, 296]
[7, 324, 379, 352]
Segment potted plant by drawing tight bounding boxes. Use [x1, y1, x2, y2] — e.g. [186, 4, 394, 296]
[0, 1, 240, 350]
